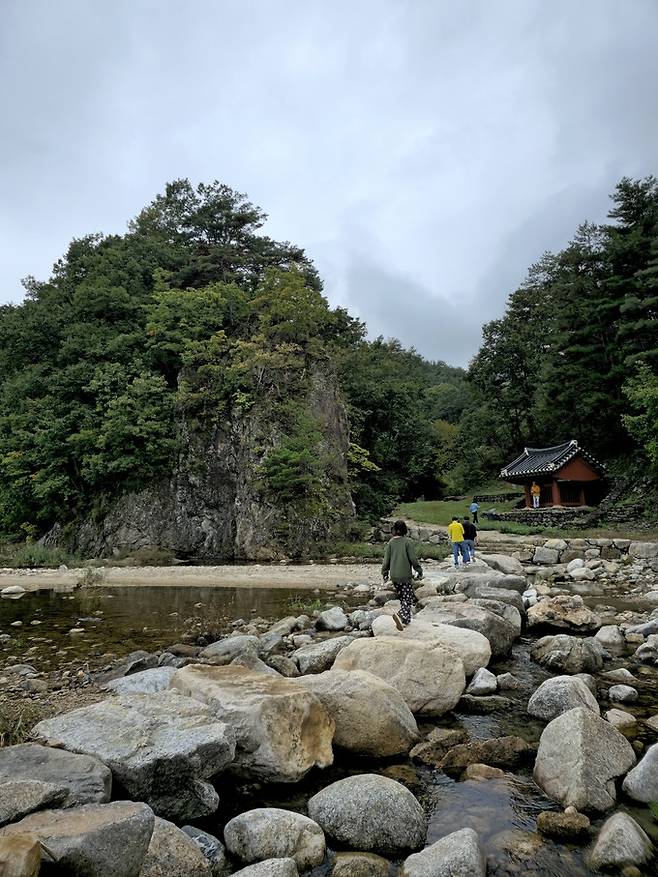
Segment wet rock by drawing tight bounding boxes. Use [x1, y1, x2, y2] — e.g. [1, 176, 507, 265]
[416, 602, 518, 656]
[33, 692, 235, 821]
[316, 607, 348, 631]
[0, 834, 41, 877]
[595, 625, 625, 654]
[622, 742, 658, 802]
[608, 684, 638, 703]
[464, 763, 505, 780]
[0, 801, 154, 877]
[224, 807, 325, 869]
[400, 827, 485, 876]
[527, 675, 600, 721]
[331, 851, 390, 876]
[534, 707, 636, 811]
[266, 655, 300, 677]
[395, 621, 491, 674]
[497, 672, 522, 690]
[588, 812, 654, 870]
[0, 744, 112, 808]
[181, 826, 228, 877]
[440, 736, 534, 776]
[536, 810, 590, 842]
[527, 595, 600, 631]
[308, 774, 426, 855]
[457, 694, 513, 713]
[140, 817, 212, 876]
[333, 637, 465, 717]
[490, 829, 544, 861]
[606, 708, 637, 729]
[231, 860, 298, 877]
[466, 667, 497, 695]
[295, 669, 418, 757]
[199, 635, 261, 664]
[633, 634, 658, 664]
[171, 665, 333, 782]
[104, 667, 177, 695]
[0, 779, 67, 827]
[409, 728, 469, 767]
[292, 636, 354, 674]
[531, 634, 606, 674]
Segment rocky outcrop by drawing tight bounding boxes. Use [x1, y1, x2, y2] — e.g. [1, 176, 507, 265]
[171, 665, 334, 782]
[223, 808, 325, 870]
[376, 621, 491, 675]
[32, 692, 235, 821]
[59, 369, 353, 560]
[294, 669, 418, 757]
[333, 637, 465, 717]
[533, 707, 636, 811]
[308, 774, 426, 855]
[0, 801, 154, 877]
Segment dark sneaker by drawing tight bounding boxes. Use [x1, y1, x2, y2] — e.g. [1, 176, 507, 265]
[392, 613, 404, 631]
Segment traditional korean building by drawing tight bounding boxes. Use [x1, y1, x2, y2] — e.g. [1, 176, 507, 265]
[500, 440, 606, 509]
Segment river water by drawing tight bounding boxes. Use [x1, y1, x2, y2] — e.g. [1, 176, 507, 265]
[2, 584, 658, 875]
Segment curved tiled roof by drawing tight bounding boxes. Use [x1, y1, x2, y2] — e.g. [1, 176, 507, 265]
[500, 439, 606, 479]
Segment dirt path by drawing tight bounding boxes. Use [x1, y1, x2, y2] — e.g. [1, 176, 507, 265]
[0, 563, 383, 592]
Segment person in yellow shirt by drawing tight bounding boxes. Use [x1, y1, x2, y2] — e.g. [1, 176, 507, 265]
[447, 516, 470, 568]
[531, 481, 541, 509]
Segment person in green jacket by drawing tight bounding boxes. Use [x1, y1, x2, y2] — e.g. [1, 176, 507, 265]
[381, 520, 423, 628]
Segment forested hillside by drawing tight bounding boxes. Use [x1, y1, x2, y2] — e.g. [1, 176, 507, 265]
[0, 181, 466, 553]
[1, 176, 656, 555]
[455, 176, 658, 487]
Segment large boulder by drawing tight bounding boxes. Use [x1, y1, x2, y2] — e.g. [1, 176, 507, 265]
[292, 636, 354, 674]
[385, 621, 491, 675]
[478, 554, 524, 576]
[530, 634, 606, 674]
[140, 817, 212, 876]
[0, 743, 112, 809]
[533, 707, 636, 811]
[588, 812, 654, 870]
[0, 801, 154, 877]
[308, 774, 426, 855]
[415, 602, 518, 657]
[316, 607, 348, 631]
[594, 625, 625, 655]
[0, 779, 67, 827]
[104, 668, 177, 695]
[171, 665, 334, 782]
[333, 637, 465, 717]
[231, 860, 298, 877]
[32, 692, 235, 821]
[527, 595, 601, 631]
[458, 582, 525, 614]
[294, 669, 418, 757]
[527, 675, 600, 721]
[400, 828, 485, 877]
[224, 808, 325, 869]
[622, 742, 658, 802]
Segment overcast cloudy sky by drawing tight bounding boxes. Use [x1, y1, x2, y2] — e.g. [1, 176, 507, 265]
[2, 1, 657, 366]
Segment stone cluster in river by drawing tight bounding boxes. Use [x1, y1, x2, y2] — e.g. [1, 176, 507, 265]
[2, 545, 658, 874]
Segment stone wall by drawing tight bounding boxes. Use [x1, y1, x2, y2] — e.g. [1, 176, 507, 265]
[526, 536, 658, 566]
[491, 508, 592, 528]
[472, 492, 524, 504]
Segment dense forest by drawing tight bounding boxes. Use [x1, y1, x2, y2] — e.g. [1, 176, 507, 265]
[0, 176, 657, 546]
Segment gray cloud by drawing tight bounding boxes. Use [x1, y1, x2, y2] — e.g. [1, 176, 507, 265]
[1, 0, 657, 367]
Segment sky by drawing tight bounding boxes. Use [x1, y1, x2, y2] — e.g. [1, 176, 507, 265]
[1, 1, 658, 368]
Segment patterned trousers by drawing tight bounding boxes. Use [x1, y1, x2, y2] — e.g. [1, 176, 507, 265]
[392, 579, 417, 625]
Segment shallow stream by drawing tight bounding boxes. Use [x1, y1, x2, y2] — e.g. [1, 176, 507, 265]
[2, 584, 658, 875]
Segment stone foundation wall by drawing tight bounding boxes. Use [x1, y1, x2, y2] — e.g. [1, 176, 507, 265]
[527, 536, 658, 566]
[492, 508, 592, 528]
[472, 492, 524, 504]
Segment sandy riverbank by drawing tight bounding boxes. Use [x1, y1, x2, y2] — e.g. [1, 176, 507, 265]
[0, 563, 384, 592]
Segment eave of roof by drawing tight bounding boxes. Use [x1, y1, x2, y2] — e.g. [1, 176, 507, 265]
[500, 439, 606, 479]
